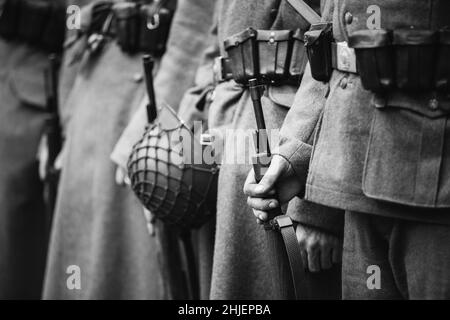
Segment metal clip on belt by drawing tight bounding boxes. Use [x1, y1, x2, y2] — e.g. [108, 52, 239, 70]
[331, 41, 358, 74]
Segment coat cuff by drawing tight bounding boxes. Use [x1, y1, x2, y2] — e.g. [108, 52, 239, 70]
[275, 139, 312, 195]
[111, 100, 148, 169]
[286, 197, 344, 237]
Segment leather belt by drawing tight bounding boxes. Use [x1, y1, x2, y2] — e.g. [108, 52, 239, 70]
[331, 41, 358, 74]
[214, 43, 357, 83]
[213, 56, 302, 86]
[213, 56, 234, 83]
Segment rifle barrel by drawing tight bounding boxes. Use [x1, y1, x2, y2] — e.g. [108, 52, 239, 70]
[143, 55, 157, 122]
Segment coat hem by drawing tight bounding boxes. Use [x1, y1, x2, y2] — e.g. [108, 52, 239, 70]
[305, 183, 450, 226]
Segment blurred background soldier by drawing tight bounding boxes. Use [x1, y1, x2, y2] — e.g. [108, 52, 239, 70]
[0, 0, 69, 299]
[43, 0, 215, 299]
[203, 0, 343, 299]
[43, 0, 173, 299]
[111, 0, 217, 299]
[245, 0, 450, 299]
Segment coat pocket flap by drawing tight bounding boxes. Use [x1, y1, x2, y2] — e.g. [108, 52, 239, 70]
[362, 100, 450, 208]
[268, 85, 297, 108]
[10, 65, 47, 109]
[374, 91, 450, 119]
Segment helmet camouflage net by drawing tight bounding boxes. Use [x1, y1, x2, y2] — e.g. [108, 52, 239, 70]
[127, 105, 219, 229]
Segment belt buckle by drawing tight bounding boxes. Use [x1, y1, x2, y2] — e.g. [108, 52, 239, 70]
[336, 41, 357, 74]
[213, 56, 226, 83]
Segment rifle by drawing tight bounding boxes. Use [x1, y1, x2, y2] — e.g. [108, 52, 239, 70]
[142, 55, 158, 122]
[249, 79, 305, 300]
[141, 55, 199, 300]
[43, 54, 63, 234]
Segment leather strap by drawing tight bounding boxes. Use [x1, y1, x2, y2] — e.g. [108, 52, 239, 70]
[273, 216, 307, 300]
[286, 0, 321, 25]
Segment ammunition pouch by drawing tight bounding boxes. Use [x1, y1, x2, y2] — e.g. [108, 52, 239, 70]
[393, 29, 438, 91]
[304, 23, 333, 82]
[223, 28, 258, 84]
[347, 28, 449, 93]
[0, 0, 67, 53]
[349, 29, 395, 92]
[221, 28, 306, 85]
[138, 2, 174, 56]
[112, 0, 175, 56]
[113, 2, 139, 53]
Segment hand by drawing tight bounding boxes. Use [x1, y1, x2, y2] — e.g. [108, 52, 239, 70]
[37, 135, 49, 181]
[296, 224, 342, 273]
[115, 165, 130, 186]
[37, 137, 65, 181]
[54, 148, 65, 172]
[243, 154, 303, 222]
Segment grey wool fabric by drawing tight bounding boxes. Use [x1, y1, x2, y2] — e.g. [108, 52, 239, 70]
[43, 41, 162, 299]
[0, 39, 50, 299]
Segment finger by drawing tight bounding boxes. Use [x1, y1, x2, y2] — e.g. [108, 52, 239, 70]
[38, 153, 47, 181]
[243, 169, 256, 195]
[296, 226, 309, 271]
[300, 248, 309, 272]
[257, 155, 290, 192]
[124, 174, 131, 186]
[143, 207, 152, 221]
[54, 149, 65, 171]
[332, 244, 343, 264]
[243, 169, 277, 197]
[115, 167, 126, 186]
[320, 246, 333, 270]
[247, 197, 280, 211]
[257, 159, 286, 194]
[307, 246, 321, 273]
[253, 209, 269, 222]
[244, 180, 276, 198]
[37, 139, 48, 181]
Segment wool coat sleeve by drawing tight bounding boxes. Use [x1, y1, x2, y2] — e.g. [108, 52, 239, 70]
[277, 0, 344, 235]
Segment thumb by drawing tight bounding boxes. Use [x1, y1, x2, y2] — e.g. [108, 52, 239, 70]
[257, 155, 288, 193]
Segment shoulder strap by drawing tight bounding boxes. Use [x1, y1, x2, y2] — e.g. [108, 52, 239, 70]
[286, 0, 321, 25]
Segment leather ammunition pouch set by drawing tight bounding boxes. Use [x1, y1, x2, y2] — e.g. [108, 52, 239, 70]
[0, 0, 67, 52]
[215, 27, 308, 86]
[305, 23, 450, 93]
[68, 0, 176, 57]
[112, 0, 176, 55]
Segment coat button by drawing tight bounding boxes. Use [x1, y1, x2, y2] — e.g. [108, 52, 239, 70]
[344, 12, 353, 24]
[429, 98, 439, 110]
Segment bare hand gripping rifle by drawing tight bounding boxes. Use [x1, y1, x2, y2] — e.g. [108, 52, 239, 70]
[43, 54, 63, 234]
[249, 79, 306, 300]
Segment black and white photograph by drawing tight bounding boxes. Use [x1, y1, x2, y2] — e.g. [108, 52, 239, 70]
[0, 0, 449, 307]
